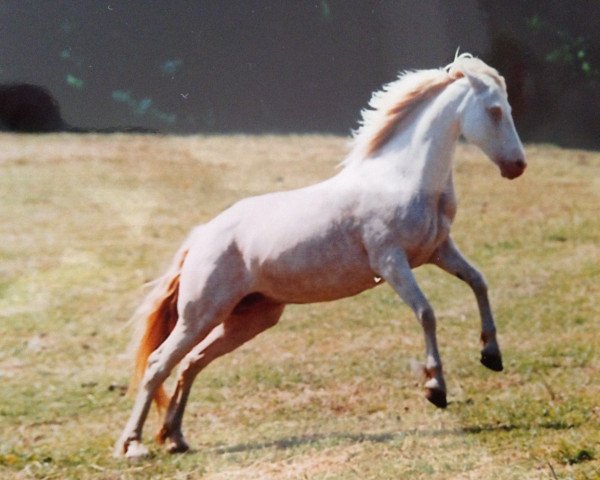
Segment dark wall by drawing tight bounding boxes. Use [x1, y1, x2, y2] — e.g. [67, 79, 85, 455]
[1, 1, 598, 147]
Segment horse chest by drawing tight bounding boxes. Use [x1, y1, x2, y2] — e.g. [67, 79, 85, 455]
[391, 193, 456, 265]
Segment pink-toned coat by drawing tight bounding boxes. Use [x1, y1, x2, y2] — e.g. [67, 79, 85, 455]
[115, 54, 526, 458]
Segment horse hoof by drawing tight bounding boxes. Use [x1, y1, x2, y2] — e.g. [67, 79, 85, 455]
[121, 440, 150, 460]
[156, 426, 190, 454]
[480, 352, 503, 372]
[166, 438, 190, 454]
[426, 388, 448, 409]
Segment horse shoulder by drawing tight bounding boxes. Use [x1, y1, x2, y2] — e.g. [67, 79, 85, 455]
[358, 184, 458, 270]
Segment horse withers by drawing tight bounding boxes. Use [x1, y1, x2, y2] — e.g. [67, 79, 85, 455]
[115, 54, 526, 458]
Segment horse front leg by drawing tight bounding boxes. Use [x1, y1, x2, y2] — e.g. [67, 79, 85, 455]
[375, 249, 447, 408]
[429, 238, 503, 371]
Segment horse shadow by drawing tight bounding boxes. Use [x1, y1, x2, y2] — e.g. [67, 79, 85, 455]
[209, 420, 574, 455]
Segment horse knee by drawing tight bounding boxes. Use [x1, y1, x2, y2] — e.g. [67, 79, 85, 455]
[468, 270, 488, 295]
[418, 306, 436, 330]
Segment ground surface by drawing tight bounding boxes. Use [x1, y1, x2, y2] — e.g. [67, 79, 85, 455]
[0, 133, 599, 479]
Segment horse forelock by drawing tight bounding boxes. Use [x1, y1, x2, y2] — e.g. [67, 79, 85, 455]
[347, 53, 506, 163]
[447, 54, 506, 91]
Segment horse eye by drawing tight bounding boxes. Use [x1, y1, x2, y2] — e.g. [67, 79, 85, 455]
[488, 106, 503, 123]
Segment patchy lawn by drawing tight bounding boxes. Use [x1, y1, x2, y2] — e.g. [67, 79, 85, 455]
[1, 134, 598, 479]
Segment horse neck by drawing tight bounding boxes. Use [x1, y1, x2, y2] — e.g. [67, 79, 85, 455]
[372, 82, 466, 195]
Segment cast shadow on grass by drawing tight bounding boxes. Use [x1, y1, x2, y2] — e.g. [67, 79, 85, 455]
[212, 421, 575, 455]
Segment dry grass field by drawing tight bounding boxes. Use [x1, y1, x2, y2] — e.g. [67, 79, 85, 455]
[0, 133, 599, 479]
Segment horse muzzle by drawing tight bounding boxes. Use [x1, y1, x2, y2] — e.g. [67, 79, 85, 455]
[497, 158, 527, 179]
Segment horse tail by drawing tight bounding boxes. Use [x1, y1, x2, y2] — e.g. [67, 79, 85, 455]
[129, 242, 190, 411]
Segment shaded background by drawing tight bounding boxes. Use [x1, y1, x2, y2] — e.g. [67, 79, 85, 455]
[0, 0, 598, 148]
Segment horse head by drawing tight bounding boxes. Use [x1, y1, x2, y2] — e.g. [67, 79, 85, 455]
[458, 69, 526, 180]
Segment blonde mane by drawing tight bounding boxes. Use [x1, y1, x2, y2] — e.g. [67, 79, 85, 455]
[349, 54, 506, 162]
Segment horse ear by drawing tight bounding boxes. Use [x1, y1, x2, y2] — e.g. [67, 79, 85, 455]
[465, 72, 488, 93]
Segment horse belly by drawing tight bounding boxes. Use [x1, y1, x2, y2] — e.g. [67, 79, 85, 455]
[262, 264, 378, 304]
[256, 242, 378, 304]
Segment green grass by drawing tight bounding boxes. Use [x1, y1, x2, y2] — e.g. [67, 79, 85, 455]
[0, 134, 599, 479]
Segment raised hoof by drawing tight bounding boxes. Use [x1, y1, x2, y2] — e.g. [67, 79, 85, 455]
[426, 388, 448, 409]
[480, 352, 504, 372]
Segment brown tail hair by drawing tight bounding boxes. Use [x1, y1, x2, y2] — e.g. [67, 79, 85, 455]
[129, 247, 189, 411]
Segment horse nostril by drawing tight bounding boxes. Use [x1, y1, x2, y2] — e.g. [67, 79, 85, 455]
[515, 159, 526, 169]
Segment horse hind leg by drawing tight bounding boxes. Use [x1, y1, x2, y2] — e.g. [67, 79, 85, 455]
[156, 295, 284, 454]
[114, 320, 209, 458]
[114, 297, 241, 459]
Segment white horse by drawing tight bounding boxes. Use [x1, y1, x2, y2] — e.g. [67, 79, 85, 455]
[115, 54, 526, 458]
